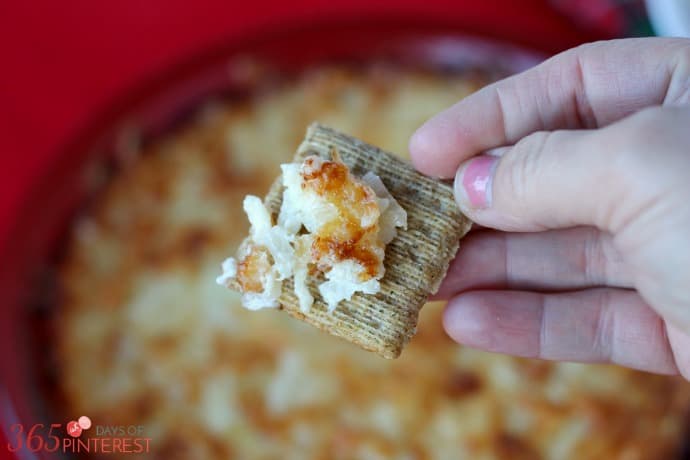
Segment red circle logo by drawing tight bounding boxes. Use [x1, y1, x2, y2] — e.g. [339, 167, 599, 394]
[66, 420, 82, 437]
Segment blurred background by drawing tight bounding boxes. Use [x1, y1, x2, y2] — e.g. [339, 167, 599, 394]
[2, 1, 690, 459]
[0, 0, 671, 238]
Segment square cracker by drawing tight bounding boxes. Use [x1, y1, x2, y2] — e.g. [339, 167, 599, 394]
[230, 123, 471, 358]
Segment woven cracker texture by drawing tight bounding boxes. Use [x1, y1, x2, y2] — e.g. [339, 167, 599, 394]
[233, 123, 471, 358]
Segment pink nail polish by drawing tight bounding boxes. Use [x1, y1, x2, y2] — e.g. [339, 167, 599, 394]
[458, 155, 498, 209]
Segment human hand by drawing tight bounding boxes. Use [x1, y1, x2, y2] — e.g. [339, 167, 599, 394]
[409, 38, 690, 377]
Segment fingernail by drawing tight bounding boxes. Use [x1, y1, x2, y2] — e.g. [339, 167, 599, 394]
[455, 155, 498, 209]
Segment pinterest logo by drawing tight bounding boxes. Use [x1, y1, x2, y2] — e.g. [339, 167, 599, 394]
[6, 414, 150, 454]
[66, 416, 91, 438]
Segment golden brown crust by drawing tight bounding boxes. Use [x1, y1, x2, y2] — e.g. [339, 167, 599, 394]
[235, 123, 472, 358]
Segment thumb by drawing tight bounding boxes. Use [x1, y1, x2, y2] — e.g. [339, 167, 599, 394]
[452, 106, 690, 335]
[453, 125, 631, 233]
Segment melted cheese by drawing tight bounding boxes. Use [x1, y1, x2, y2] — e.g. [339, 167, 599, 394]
[218, 153, 406, 312]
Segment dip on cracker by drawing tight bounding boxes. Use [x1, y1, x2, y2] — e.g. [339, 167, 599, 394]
[217, 123, 470, 358]
[216, 149, 407, 313]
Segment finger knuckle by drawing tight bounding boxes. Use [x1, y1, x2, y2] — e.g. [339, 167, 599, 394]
[592, 289, 615, 359]
[500, 132, 550, 212]
[666, 41, 690, 106]
[582, 228, 607, 285]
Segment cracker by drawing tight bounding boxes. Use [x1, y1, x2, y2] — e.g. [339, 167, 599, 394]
[229, 123, 471, 358]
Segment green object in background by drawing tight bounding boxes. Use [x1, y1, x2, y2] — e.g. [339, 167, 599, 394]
[626, 2, 655, 37]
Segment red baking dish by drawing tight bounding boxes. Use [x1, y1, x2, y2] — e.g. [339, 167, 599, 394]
[0, 5, 609, 459]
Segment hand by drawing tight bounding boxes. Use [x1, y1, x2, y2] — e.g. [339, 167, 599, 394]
[409, 38, 690, 377]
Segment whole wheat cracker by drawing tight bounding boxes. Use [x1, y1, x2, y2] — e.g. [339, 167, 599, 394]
[227, 123, 471, 358]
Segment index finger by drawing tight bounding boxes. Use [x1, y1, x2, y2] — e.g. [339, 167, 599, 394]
[410, 37, 690, 178]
